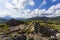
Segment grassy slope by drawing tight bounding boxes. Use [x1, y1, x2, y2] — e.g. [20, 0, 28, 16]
[0, 18, 60, 33]
[25, 19, 60, 31]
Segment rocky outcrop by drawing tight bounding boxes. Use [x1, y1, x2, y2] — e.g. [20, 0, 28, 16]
[0, 22, 60, 40]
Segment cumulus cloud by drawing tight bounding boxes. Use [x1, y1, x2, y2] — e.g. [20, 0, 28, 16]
[42, 0, 46, 5]
[45, 3, 60, 14]
[0, 9, 9, 17]
[31, 9, 46, 17]
[39, 0, 46, 8]
[0, 0, 60, 18]
[21, 8, 46, 18]
[5, 0, 27, 11]
[52, 0, 57, 2]
[29, 3, 60, 18]
[0, 0, 3, 2]
[5, 0, 35, 10]
[45, 3, 60, 17]
[0, 0, 35, 18]
[29, 0, 35, 6]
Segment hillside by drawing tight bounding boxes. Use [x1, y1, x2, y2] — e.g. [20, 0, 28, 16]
[0, 18, 7, 23]
[27, 16, 60, 20]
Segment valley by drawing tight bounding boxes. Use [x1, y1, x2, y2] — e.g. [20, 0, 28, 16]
[0, 18, 60, 40]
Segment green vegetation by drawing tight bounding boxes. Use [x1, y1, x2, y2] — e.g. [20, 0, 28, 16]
[0, 19, 60, 34]
[0, 19, 60, 40]
[0, 23, 9, 34]
[1, 25, 9, 31]
[0, 23, 9, 30]
[25, 19, 60, 31]
[0, 16, 60, 31]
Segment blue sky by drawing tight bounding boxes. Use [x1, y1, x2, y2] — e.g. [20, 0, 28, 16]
[0, 0, 60, 18]
[26, 0, 60, 10]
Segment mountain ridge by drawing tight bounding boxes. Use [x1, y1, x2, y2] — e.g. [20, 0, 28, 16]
[0, 16, 60, 23]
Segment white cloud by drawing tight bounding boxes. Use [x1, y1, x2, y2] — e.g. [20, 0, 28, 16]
[45, 3, 60, 17]
[0, 0, 35, 18]
[28, 3, 60, 18]
[29, 0, 35, 6]
[45, 3, 60, 14]
[0, 0, 60, 18]
[39, 0, 46, 8]
[55, 10, 60, 14]
[42, 0, 46, 5]
[31, 9, 46, 17]
[54, 10, 60, 16]
[0, 0, 7, 2]
[0, 9, 9, 17]
[12, 1, 60, 18]
[22, 9, 46, 18]
[0, 11, 6, 17]
[5, 2, 13, 10]
[52, 0, 57, 2]
[0, 0, 3, 2]
[5, 0, 35, 10]
[5, 0, 27, 10]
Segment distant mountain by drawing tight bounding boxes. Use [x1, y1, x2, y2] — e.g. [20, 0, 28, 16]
[54, 16, 60, 19]
[2, 15, 60, 21]
[27, 16, 60, 21]
[0, 18, 7, 23]
[27, 16, 49, 20]
[6, 19, 25, 26]
[13, 18, 26, 20]
[48, 16, 60, 21]
[2, 15, 26, 20]
[0, 16, 60, 23]
[2, 15, 12, 20]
